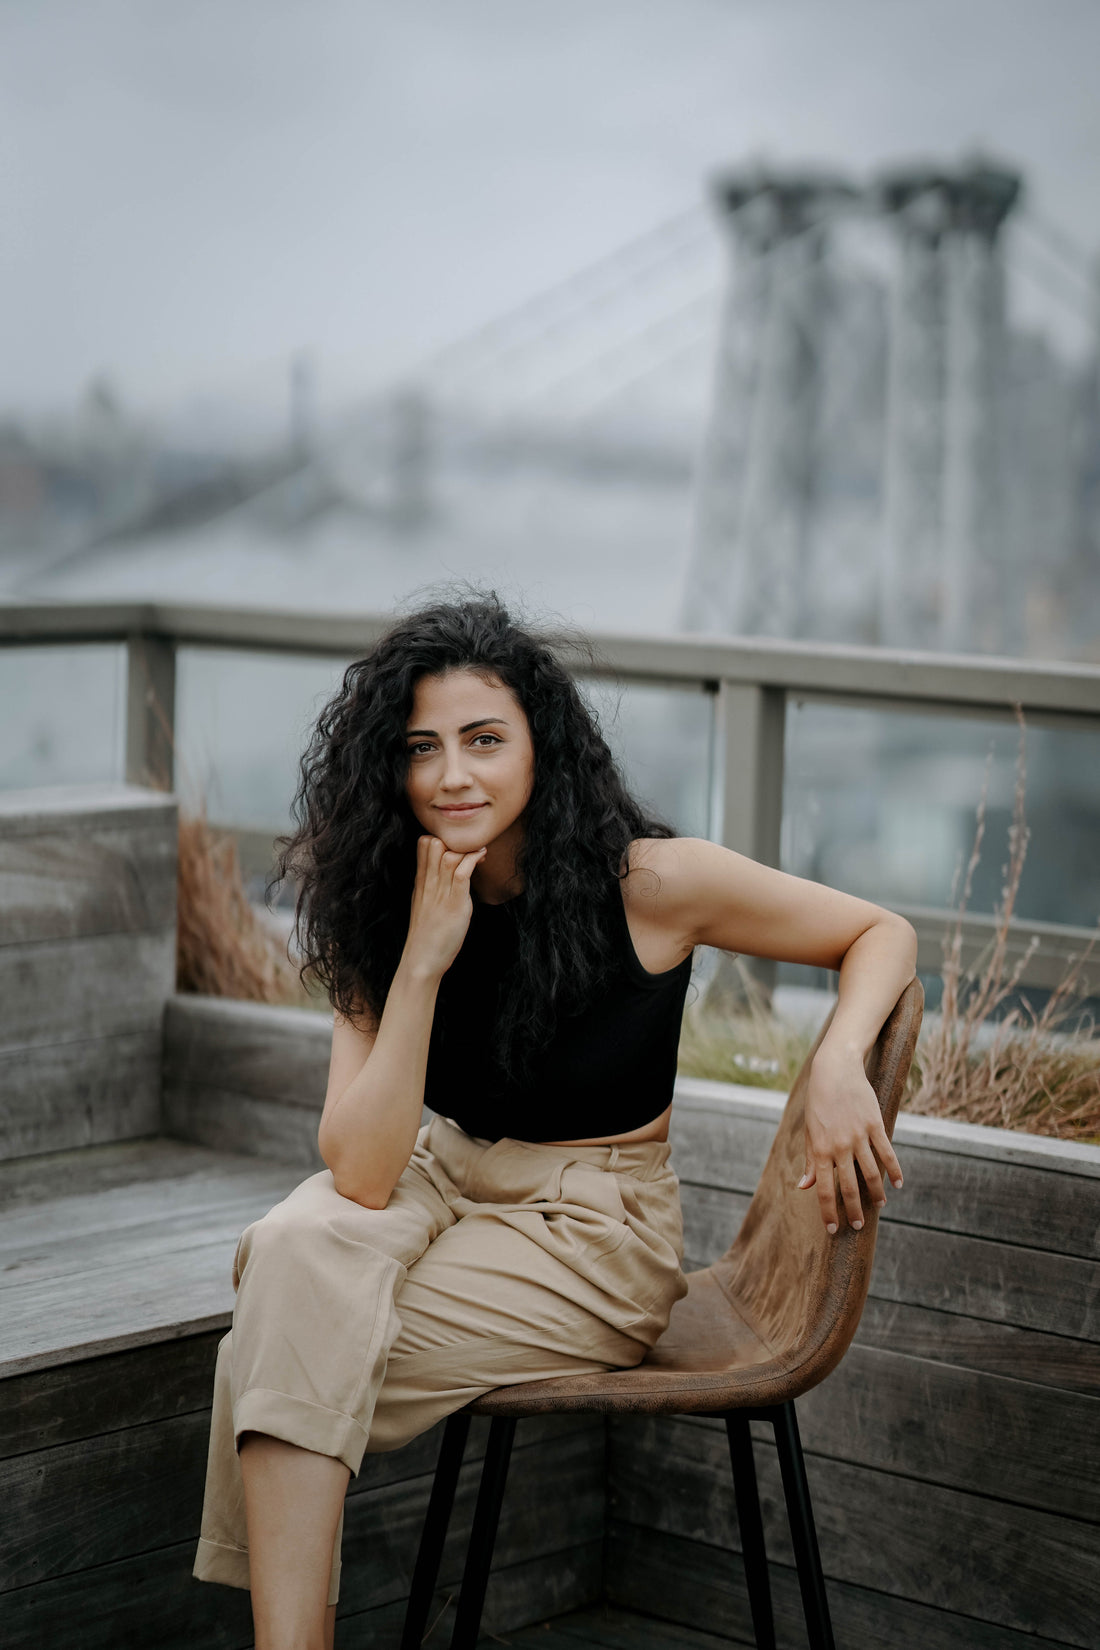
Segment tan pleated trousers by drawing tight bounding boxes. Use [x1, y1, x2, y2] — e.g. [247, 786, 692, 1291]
[193, 1114, 687, 1605]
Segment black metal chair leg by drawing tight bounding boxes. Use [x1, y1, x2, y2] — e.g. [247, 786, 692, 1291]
[401, 1412, 472, 1650]
[724, 1413, 777, 1650]
[449, 1416, 517, 1650]
[772, 1402, 836, 1650]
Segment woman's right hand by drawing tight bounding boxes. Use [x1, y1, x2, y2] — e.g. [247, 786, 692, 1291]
[403, 834, 487, 979]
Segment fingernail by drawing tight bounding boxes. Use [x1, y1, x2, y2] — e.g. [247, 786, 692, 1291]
[826, 1222, 837, 1235]
[892, 1177, 904, 1189]
[797, 1174, 810, 1188]
[852, 1219, 864, 1231]
[875, 1199, 887, 1210]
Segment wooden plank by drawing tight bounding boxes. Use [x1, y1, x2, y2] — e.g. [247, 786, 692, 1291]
[354, 1413, 601, 1505]
[0, 1409, 212, 1590]
[0, 1408, 603, 1594]
[678, 1184, 751, 1273]
[162, 1082, 325, 1168]
[0, 1332, 223, 1460]
[0, 1030, 162, 1161]
[0, 1324, 593, 1467]
[679, 1183, 1100, 1341]
[854, 1295, 1100, 1396]
[325, 1428, 606, 1619]
[607, 1416, 1099, 1646]
[0, 1533, 257, 1650]
[605, 1522, 1080, 1650]
[0, 1155, 302, 1253]
[0, 784, 176, 839]
[670, 1093, 1100, 1258]
[162, 995, 331, 1104]
[870, 1214, 1100, 1341]
[0, 1137, 291, 1212]
[0, 1534, 601, 1650]
[0, 1196, 286, 1294]
[0, 1242, 243, 1378]
[338, 1544, 605, 1648]
[0, 1144, 304, 1375]
[766, 1344, 1100, 1521]
[0, 819, 177, 946]
[673, 1082, 1100, 1180]
[552, 1604, 741, 1650]
[0, 929, 175, 1049]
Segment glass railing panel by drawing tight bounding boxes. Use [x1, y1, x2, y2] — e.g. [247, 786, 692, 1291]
[782, 698, 1100, 930]
[578, 677, 713, 841]
[0, 644, 126, 791]
[175, 647, 347, 839]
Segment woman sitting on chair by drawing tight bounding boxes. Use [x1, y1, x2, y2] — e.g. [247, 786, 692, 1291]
[193, 591, 917, 1650]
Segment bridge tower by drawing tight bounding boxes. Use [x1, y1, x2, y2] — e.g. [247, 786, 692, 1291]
[876, 169, 952, 649]
[681, 169, 857, 638]
[939, 164, 1021, 653]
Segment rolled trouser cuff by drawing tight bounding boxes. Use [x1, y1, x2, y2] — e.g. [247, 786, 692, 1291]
[233, 1386, 371, 1477]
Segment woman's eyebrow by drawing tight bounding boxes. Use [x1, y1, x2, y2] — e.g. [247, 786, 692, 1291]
[405, 717, 511, 737]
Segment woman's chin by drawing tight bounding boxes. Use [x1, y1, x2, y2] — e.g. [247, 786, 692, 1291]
[434, 816, 492, 851]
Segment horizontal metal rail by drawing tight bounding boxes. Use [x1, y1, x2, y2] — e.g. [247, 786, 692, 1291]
[4, 599, 1100, 716]
[3, 599, 1099, 994]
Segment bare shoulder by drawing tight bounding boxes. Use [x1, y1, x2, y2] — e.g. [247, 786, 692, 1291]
[624, 833, 736, 909]
[620, 836, 722, 935]
[623, 835, 714, 896]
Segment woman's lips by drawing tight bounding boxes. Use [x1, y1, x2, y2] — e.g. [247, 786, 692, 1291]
[436, 803, 486, 815]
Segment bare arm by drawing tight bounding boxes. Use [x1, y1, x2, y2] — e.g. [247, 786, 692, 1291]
[630, 837, 919, 1231]
[317, 835, 486, 1208]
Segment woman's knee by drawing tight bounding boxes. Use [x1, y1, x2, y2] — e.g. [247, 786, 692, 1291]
[234, 1171, 444, 1291]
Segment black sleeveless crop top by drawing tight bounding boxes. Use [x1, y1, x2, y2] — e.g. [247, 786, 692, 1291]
[422, 877, 694, 1142]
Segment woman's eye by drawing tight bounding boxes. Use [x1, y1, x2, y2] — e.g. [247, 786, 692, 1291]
[472, 734, 500, 747]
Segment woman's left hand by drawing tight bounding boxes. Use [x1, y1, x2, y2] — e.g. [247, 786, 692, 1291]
[798, 1046, 903, 1234]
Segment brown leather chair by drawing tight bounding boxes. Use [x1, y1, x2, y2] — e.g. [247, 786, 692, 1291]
[400, 978, 923, 1650]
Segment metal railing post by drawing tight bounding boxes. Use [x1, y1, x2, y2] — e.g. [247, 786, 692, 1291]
[125, 631, 177, 791]
[713, 679, 787, 994]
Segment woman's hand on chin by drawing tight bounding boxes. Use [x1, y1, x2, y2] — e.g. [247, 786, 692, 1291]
[403, 834, 487, 980]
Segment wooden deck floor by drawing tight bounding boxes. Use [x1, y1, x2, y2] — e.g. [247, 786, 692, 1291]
[476, 1607, 733, 1650]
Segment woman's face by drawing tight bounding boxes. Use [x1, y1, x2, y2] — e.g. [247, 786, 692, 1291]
[404, 668, 535, 855]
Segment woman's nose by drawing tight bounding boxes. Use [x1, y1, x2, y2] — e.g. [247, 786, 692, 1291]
[439, 746, 473, 789]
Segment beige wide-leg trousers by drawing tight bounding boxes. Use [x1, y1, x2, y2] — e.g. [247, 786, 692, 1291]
[193, 1114, 687, 1605]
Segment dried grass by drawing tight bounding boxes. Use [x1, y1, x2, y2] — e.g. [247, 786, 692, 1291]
[176, 804, 316, 1009]
[678, 705, 1100, 1144]
[906, 706, 1100, 1142]
[678, 960, 817, 1091]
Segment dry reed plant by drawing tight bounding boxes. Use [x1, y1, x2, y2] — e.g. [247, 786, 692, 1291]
[133, 666, 319, 1012]
[906, 706, 1100, 1141]
[677, 958, 817, 1091]
[176, 803, 316, 1009]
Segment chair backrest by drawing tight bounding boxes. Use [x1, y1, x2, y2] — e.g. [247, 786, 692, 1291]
[709, 976, 923, 1397]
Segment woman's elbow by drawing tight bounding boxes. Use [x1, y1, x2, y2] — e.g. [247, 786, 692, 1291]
[318, 1128, 394, 1209]
[890, 912, 920, 972]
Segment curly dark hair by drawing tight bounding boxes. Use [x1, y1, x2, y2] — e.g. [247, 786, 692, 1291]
[272, 588, 678, 1080]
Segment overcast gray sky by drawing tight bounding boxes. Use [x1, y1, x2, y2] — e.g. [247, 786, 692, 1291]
[3, 0, 1098, 418]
